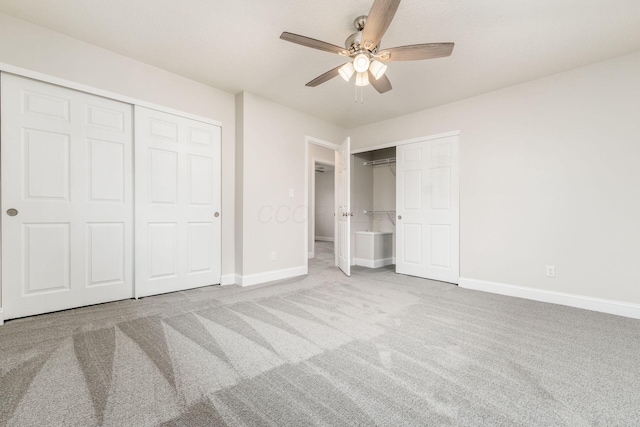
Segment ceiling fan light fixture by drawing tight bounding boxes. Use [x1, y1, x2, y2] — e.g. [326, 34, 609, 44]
[339, 62, 355, 81]
[355, 71, 369, 87]
[369, 60, 387, 80]
[353, 53, 371, 73]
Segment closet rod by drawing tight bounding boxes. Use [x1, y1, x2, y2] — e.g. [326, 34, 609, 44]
[363, 157, 396, 167]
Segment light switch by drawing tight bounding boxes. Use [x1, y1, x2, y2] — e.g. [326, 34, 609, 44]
[289, 188, 294, 197]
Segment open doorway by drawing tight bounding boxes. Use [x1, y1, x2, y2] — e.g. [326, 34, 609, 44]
[312, 161, 335, 262]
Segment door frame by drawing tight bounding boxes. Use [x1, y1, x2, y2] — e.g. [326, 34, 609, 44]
[351, 130, 460, 154]
[304, 136, 340, 271]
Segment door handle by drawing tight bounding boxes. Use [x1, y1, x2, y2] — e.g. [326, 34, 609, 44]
[214, 212, 220, 218]
[397, 215, 402, 220]
[6, 208, 18, 216]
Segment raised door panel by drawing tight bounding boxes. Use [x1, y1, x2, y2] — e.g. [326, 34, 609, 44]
[430, 167, 451, 210]
[88, 139, 125, 202]
[150, 119, 179, 142]
[188, 223, 213, 274]
[24, 129, 70, 200]
[429, 225, 451, 268]
[188, 155, 213, 206]
[401, 223, 422, 265]
[149, 149, 178, 205]
[148, 223, 179, 280]
[87, 223, 125, 286]
[402, 171, 422, 211]
[23, 90, 70, 121]
[24, 223, 71, 294]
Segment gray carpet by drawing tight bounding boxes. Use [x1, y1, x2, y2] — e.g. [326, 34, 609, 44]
[1, 241, 639, 426]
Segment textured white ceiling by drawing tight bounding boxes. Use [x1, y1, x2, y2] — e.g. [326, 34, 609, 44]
[1, 0, 639, 128]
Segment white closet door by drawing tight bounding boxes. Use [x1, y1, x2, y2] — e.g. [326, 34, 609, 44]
[134, 106, 221, 298]
[1, 73, 134, 320]
[396, 135, 459, 284]
[336, 137, 351, 276]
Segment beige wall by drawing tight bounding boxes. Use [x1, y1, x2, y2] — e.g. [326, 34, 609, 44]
[236, 92, 345, 277]
[350, 51, 640, 304]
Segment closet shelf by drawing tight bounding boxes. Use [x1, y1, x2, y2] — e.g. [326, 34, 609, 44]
[363, 157, 396, 167]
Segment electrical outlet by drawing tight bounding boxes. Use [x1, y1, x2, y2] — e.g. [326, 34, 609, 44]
[546, 265, 555, 277]
[271, 251, 277, 261]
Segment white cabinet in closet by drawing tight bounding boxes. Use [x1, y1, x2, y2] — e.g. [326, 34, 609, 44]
[134, 106, 221, 298]
[1, 73, 134, 319]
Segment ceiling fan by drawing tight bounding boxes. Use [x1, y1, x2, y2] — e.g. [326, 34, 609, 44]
[280, 0, 454, 94]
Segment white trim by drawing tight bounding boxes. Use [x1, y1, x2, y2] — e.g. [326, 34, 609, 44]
[220, 274, 239, 286]
[239, 265, 307, 287]
[459, 277, 640, 320]
[351, 130, 460, 154]
[308, 251, 315, 259]
[306, 135, 340, 150]
[0, 309, 4, 326]
[0, 64, 222, 126]
[315, 236, 335, 242]
[354, 258, 394, 268]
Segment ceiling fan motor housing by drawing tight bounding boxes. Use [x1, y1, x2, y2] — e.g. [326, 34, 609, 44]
[345, 30, 378, 55]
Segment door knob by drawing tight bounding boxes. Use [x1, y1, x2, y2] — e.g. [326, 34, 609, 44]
[398, 215, 402, 220]
[6, 208, 18, 216]
[214, 212, 220, 218]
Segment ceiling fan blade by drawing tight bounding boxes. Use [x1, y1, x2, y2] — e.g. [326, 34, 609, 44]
[368, 71, 392, 93]
[280, 32, 349, 55]
[306, 65, 343, 87]
[378, 43, 454, 61]
[361, 0, 401, 51]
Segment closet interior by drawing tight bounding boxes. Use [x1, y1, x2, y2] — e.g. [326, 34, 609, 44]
[351, 146, 396, 268]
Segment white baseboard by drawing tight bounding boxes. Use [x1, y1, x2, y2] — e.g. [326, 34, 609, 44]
[315, 236, 334, 242]
[0, 308, 4, 326]
[354, 257, 394, 269]
[239, 265, 308, 287]
[220, 274, 239, 286]
[459, 277, 640, 320]
[308, 251, 315, 259]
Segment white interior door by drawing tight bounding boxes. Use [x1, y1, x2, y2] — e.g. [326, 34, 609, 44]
[335, 137, 351, 276]
[135, 106, 221, 298]
[396, 135, 459, 283]
[1, 73, 134, 320]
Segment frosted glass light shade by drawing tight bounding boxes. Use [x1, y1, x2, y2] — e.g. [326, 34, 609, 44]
[355, 71, 369, 87]
[339, 62, 355, 81]
[369, 60, 387, 80]
[353, 54, 371, 73]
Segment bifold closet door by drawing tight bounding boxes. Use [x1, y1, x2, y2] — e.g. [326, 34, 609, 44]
[134, 106, 221, 298]
[1, 73, 134, 320]
[396, 135, 459, 284]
